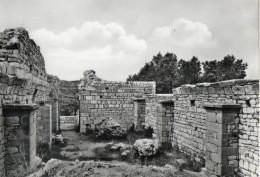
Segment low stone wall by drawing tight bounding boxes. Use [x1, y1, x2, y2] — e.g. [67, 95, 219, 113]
[60, 116, 79, 130]
[79, 80, 156, 132]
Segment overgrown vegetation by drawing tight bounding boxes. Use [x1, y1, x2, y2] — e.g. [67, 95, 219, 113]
[127, 52, 248, 93]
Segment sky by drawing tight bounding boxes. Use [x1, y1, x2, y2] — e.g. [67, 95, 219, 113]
[0, 0, 258, 81]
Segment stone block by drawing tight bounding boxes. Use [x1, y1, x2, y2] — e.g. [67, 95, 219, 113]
[5, 116, 20, 125]
[180, 87, 190, 94]
[232, 86, 245, 95]
[206, 112, 217, 123]
[5, 147, 19, 155]
[244, 85, 255, 94]
[224, 87, 233, 94]
[0, 73, 9, 84]
[205, 160, 216, 171]
[208, 87, 216, 94]
[201, 87, 209, 94]
[243, 107, 255, 114]
[0, 83, 8, 94]
[206, 143, 218, 153]
[206, 122, 222, 133]
[211, 153, 221, 163]
[175, 87, 182, 94]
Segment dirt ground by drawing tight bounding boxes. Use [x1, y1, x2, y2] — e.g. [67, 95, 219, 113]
[33, 130, 203, 177]
[29, 159, 202, 177]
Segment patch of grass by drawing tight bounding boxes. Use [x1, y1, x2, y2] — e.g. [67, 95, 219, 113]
[37, 143, 50, 159]
[160, 142, 173, 152]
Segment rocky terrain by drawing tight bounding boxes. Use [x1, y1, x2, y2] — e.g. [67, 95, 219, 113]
[29, 159, 201, 177]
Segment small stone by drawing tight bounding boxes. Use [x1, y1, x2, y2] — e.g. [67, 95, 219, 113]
[121, 151, 128, 156]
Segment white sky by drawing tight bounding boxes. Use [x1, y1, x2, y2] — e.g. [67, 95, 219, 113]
[0, 0, 258, 81]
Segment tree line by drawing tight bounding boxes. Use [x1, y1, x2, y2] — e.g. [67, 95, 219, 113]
[127, 53, 248, 93]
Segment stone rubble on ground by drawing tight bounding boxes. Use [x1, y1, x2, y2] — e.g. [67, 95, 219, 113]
[133, 139, 160, 156]
[52, 134, 64, 144]
[96, 117, 126, 138]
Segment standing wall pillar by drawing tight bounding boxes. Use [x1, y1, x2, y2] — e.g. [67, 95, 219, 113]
[51, 99, 60, 132]
[36, 102, 52, 148]
[3, 104, 41, 177]
[156, 100, 174, 144]
[133, 98, 146, 130]
[203, 104, 241, 177]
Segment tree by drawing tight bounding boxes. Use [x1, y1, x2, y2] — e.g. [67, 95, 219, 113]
[127, 53, 248, 93]
[177, 56, 202, 85]
[202, 55, 248, 82]
[127, 52, 178, 93]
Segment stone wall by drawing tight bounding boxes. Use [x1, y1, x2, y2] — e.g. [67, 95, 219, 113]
[171, 80, 259, 176]
[79, 72, 156, 132]
[156, 100, 174, 144]
[2, 104, 41, 177]
[145, 94, 174, 132]
[37, 103, 52, 147]
[0, 28, 61, 176]
[203, 104, 241, 176]
[59, 80, 80, 116]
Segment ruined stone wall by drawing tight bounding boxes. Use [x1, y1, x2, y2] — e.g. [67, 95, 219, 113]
[59, 80, 80, 116]
[171, 80, 259, 176]
[3, 104, 40, 177]
[0, 28, 61, 176]
[79, 80, 156, 132]
[0, 27, 60, 135]
[145, 94, 174, 131]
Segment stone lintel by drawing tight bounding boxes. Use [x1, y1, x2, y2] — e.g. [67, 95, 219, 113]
[132, 97, 146, 101]
[3, 104, 39, 110]
[203, 103, 241, 109]
[159, 100, 174, 105]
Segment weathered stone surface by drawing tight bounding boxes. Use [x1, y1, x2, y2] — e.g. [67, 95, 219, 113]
[5, 147, 18, 155]
[0, 28, 60, 176]
[133, 139, 159, 156]
[5, 116, 19, 125]
[96, 117, 126, 138]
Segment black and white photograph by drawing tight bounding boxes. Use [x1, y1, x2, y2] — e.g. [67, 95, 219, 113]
[0, 0, 259, 176]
